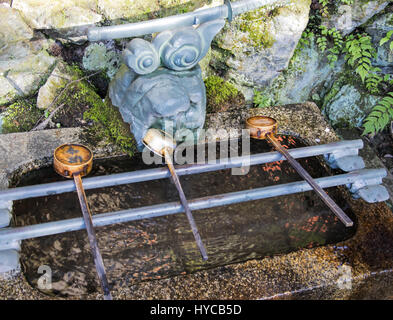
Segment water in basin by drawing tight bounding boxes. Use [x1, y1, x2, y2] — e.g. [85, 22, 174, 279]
[12, 136, 356, 297]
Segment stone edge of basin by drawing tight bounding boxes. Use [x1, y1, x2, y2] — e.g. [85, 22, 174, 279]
[0, 102, 393, 299]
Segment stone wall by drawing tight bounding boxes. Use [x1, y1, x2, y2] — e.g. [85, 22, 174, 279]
[0, 0, 392, 135]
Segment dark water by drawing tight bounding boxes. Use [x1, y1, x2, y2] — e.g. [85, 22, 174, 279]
[12, 136, 356, 297]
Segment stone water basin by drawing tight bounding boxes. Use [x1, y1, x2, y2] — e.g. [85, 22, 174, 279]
[12, 135, 356, 297]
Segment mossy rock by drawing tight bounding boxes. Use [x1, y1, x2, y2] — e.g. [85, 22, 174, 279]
[37, 62, 136, 156]
[83, 96, 137, 157]
[1, 99, 43, 134]
[204, 76, 245, 113]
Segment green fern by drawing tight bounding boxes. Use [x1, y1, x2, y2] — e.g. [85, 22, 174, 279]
[380, 30, 393, 52]
[363, 92, 393, 135]
[365, 68, 383, 94]
[316, 25, 328, 52]
[253, 90, 273, 108]
[327, 28, 343, 67]
[318, 0, 329, 17]
[344, 34, 377, 83]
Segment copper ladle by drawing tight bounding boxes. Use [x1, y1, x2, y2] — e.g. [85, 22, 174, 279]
[143, 128, 208, 261]
[246, 116, 353, 227]
[54, 144, 112, 300]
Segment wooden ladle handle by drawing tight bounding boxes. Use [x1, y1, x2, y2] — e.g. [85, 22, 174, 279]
[73, 173, 113, 300]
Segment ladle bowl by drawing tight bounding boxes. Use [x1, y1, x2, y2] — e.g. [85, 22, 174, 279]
[142, 128, 177, 157]
[246, 116, 278, 140]
[54, 144, 93, 178]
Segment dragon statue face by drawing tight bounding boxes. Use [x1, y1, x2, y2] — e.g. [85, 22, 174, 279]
[108, 20, 225, 150]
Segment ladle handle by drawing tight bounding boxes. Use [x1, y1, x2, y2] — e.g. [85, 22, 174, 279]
[164, 150, 209, 261]
[73, 173, 113, 300]
[267, 134, 354, 228]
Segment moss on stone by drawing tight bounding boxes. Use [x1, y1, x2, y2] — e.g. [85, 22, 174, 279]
[1, 99, 43, 133]
[35, 63, 136, 156]
[83, 96, 136, 157]
[204, 75, 245, 112]
[58, 65, 136, 156]
[238, 8, 276, 49]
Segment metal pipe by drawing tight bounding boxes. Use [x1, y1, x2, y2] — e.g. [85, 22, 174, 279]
[0, 140, 364, 202]
[0, 169, 385, 246]
[87, 0, 282, 41]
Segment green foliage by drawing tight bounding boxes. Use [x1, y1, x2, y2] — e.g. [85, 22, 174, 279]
[204, 76, 244, 112]
[204, 76, 238, 105]
[365, 68, 383, 95]
[318, 0, 329, 17]
[311, 25, 344, 67]
[380, 30, 393, 52]
[84, 97, 136, 156]
[324, 26, 343, 67]
[384, 74, 393, 86]
[298, 30, 315, 50]
[316, 27, 328, 52]
[1, 100, 43, 133]
[297, 1, 391, 135]
[342, 33, 383, 95]
[343, 34, 377, 83]
[362, 93, 393, 135]
[253, 90, 273, 108]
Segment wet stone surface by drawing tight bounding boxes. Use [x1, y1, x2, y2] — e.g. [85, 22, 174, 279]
[12, 136, 356, 298]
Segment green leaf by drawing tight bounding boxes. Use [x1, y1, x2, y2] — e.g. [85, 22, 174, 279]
[380, 37, 389, 46]
[373, 105, 386, 113]
[385, 97, 393, 105]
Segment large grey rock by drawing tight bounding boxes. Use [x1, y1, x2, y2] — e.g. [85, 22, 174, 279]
[322, 0, 390, 35]
[0, 40, 56, 105]
[212, 0, 311, 100]
[36, 61, 74, 110]
[365, 10, 393, 73]
[12, 0, 102, 30]
[11, 0, 214, 35]
[0, 5, 56, 105]
[0, 4, 33, 46]
[324, 84, 380, 128]
[251, 37, 345, 105]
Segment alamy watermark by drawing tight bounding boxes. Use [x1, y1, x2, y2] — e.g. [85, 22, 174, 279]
[142, 126, 252, 176]
[337, 264, 352, 290]
[37, 265, 52, 290]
